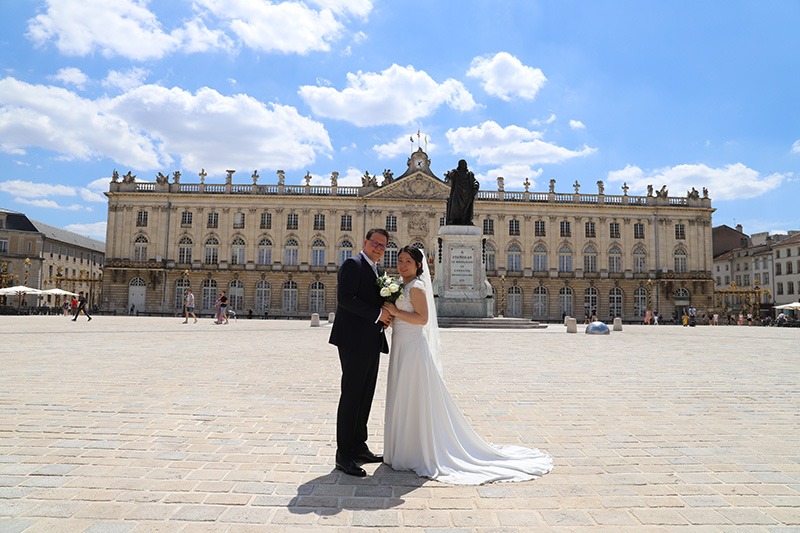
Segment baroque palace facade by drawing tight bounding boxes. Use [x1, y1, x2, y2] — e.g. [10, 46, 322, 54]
[102, 149, 714, 321]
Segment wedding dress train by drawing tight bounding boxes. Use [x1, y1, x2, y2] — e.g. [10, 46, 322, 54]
[383, 278, 553, 485]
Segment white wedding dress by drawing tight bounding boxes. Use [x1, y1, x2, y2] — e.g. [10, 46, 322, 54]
[383, 277, 553, 485]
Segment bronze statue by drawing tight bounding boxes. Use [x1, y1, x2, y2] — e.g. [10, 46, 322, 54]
[444, 159, 479, 225]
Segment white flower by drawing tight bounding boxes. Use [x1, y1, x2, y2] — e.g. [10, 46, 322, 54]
[389, 283, 400, 293]
[380, 287, 391, 297]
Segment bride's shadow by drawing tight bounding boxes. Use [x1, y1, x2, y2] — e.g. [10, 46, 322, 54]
[288, 463, 428, 515]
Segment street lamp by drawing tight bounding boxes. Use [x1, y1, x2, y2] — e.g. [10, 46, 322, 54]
[500, 275, 506, 317]
[183, 269, 189, 313]
[646, 278, 653, 312]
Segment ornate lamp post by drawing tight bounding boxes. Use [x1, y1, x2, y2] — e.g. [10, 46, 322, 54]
[183, 269, 189, 312]
[646, 278, 653, 312]
[500, 275, 506, 317]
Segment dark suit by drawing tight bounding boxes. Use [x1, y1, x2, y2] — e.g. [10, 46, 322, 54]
[329, 252, 389, 462]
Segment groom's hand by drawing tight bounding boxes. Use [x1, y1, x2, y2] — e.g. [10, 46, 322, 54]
[379, 307, 392, 326]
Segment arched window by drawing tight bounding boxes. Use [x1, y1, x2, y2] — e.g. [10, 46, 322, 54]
[284, 239, 299, 266]
[229, 280, 244, 310]
[507, 286, 522, 317]
[558, 246, 573, 273]
[609, 287, 623, 318]
[383, 242, 399, 269]
[338, 240, 353, 265]
[559, 287, 573, 317]
[231, 237, 245, 265]
[257, 238, 272, 265]
[533, 286, 548, 317]
[283, 280, 298, 312]
[129, 277, 146, 287]
[485, 243, 496, 271]
[508, 244, 522, 272]
[633, 247, 647, 273]
[533, 245, 547, 272]
[608, 246, 622, 273]
[634, 287, 648, 317]
[583, 245, 597, 273]
[584, 287, 598, 318]
[204, 237, 219, 264]
[133, 235, 148, 262]
[175, 278, 190, 310]
[201, 279, 217, 309]
[310, 281, 325, 314]
[674, 248, 688, 273]
[675, 287, 690, 300]
[178, 237, 192, 264]
[311, 239, 326, 267]
[255, 280, 270, 312]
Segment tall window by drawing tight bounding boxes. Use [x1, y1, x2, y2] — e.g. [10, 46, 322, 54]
[789, 281, 795, 295]
[207, 212, 218, 228]
[558, 246, 573, 272]
[314, 214, 325, 231]
[385, 215, 397, 232]
[675, 223, 686, 240]
[483, 219, 494, 235]
[585, 221, 596, 238]
[787, 261, 794, 275]
[776, 262, 782, 275]
[507, 286, 522, 317]
[609, 222, 620, 239]
[533, 286, 547, 317]
[204, 237, 219, 264]
[674, 248, 687, 273]
[181, 212, 192, 226]
[201, 279, 217, 309]
[634, 222, 645, 239]
[559, 287, 573, 317]
[287, 213, 298, 230]
[383, 242, 399, 269]
[485, 243, 496, 271]
[0, 238, 7, 253]
[534, 220, 546, 237]
[583, 246, 598, 273]
[533, 245, 547, 272]
[257, 239, 272, 265]
[508, 244, 522, 271]
[560, 221, 571, 237]
[230, 238, 245, 265]
[175, 278, 189, 311]
[777, 282, 783, 295]
[338, 240, 353, 265]
[440, 217, 446, 227]
[178, 237, 192, 263]
[310, 281, 325, 313]
[233, 212, 245, 229]
[340, 214, 352, 231]
[311, 239, 326, 267]
[634, 288, 648, 317]
[133, 235, 148, 261]
[260, 212, 271, 229]
[284, 239, 299, 266]
[609, 288, 623, 318]
[633, 247, 647, 273]
[229, 280, 244, 310]
[509, 219, 520, 236]
[282, 280, 298, 312]
[584, 287, 598, 317]
[608, 246, 622, 273]
[136, 211, 148, 227]
[255, 281, 270, 312]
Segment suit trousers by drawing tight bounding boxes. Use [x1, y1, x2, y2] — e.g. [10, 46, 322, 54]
[336, 345, 380, 460]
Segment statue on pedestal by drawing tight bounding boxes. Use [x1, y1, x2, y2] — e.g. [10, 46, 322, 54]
[444, 159, 479, 225]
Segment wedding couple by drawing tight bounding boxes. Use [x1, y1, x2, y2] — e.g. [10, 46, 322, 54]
[329, 228, 553, 484]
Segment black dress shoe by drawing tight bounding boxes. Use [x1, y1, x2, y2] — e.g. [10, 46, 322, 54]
[335, 459, 366, 477]
[354, 450, 383, 464]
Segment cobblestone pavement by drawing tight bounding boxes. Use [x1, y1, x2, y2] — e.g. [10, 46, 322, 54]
[1, 316, 799, 532]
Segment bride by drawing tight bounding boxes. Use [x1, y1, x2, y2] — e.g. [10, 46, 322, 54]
[381, 245, 553, 485]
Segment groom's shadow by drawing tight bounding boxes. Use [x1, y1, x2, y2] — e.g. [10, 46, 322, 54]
[288, 463, 428, 515]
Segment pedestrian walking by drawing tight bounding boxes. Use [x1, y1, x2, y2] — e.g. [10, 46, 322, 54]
[183, 289, 197, 324]
[71, 291, 91, 322]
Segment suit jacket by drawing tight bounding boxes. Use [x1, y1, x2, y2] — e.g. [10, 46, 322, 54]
[329, 253, 389, 354]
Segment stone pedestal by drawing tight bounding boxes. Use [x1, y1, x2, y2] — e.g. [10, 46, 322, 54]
[310, 313, 320, 327]
[433, 225, 494, 318]
[566, 317, 577, 333]
[613, 317, 623, 331]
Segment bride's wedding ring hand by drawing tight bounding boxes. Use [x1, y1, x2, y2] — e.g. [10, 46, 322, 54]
[383, 302, 398, 316]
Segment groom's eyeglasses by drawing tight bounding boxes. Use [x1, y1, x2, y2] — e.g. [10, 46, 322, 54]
[368, 239, 387, 250]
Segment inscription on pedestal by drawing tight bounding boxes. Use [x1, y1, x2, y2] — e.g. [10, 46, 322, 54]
[450, 247, 474, 288]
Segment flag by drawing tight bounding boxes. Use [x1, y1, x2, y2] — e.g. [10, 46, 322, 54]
[410, 136, 413, 142]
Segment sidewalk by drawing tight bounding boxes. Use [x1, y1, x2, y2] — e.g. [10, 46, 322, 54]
[1, 316, 798, 531]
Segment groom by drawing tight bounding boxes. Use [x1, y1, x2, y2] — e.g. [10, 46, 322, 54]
[329, 228, 392, 477]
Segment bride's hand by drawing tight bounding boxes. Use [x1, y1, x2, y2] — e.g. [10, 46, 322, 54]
[383, 302, 398, 316]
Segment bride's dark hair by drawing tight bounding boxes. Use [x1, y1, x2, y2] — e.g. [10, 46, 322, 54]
[399, 245, 424, 277]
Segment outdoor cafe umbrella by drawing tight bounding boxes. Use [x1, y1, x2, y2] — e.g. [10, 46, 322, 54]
[0, 285, 43, 308]
[774, 301, 800, 317]
[39, 288, 79, 297]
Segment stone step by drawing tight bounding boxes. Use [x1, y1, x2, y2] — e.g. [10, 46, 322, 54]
[437, 317, 548, 329]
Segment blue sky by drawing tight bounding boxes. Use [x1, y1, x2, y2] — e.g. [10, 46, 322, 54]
[1, 0, 798, 240]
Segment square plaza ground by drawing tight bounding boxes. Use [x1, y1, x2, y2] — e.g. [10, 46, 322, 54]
[1, 316, 799, 532]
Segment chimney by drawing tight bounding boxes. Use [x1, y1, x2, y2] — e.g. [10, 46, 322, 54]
[766, 235, 773, 247]
[736, 224, 743, 233]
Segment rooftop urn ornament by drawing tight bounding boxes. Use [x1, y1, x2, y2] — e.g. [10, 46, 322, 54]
[597, 180, 604, 194]
[573, 180, 580, 194]
[622, 182, 629, 195]
[331, 171, 338, 186]
[252, 170, 259, 184]
[549, 179, 556, 193]
[199, 168, 207, 184]
[304, 171, 312, 186]
[156, 172, 168, 185]
[225, 169, 235, 185]
[444, 159, 479, 225]
[524, 177, 530, 192]
[497, 176, 505, 191]
[122, 171, 136, 183]
[277, 170, 285, 185]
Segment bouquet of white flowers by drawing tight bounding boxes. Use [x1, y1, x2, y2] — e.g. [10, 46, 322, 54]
[376, 272, 404, 304]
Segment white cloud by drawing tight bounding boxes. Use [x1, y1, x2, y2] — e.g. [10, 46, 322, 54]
[103, 67, 150, 91]
[446, 120, 596, 167]
[531, 114, 556, 126]
[334, 167, 367, 187]
[50, 67, 88, 89]
[65, 221, 107, 239]
[569, 120, 586, 130]
[475, 165, 543, 191]
[15, 198, 85, 210]
[80, 188, 107, 202]
[606, 163, 787, 201]
[373, 133, 436, 159]
[466, 52, 547, 101]
[86, 176, 112, 191]
[299, 64, 476, 126]
[0, 179, 76, 198]
[792, 140, 800, 154]
[309, 0, 373, 17]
